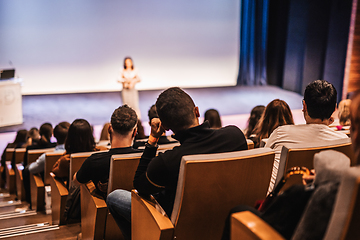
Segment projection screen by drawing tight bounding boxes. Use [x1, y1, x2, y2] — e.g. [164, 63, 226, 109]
[0, 0, 240, 95]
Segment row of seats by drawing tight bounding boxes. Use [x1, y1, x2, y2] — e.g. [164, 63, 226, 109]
[1, 137, 355, 239]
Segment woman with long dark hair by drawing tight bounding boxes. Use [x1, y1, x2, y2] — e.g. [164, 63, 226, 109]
[245, 105, 265, 139]
[52, 119, 106, 179]
[117, 57, 141, 118]
[251, 99, 294, 147]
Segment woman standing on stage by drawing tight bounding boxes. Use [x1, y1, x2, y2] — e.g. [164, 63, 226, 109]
[118, 57, 141, 118]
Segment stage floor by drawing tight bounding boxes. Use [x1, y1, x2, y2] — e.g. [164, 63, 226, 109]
[0, 85, 304, 151]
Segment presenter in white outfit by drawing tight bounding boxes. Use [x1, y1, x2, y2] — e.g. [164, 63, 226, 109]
[118, 57, 141, 118]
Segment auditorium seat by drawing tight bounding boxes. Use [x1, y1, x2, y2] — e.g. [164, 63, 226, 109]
[50, 151, 99, 225]
[81, 152, 143, 240]
[30, 151, 65, 212]
[5, 148, 15, 193]
[18, 148, 54, 207]
[275, 138, 354, 190]
[131, 148, 275, 240]
[230, 165, 360, 240]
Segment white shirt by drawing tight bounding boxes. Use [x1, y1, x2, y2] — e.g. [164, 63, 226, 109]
[265, 124, 349, 192]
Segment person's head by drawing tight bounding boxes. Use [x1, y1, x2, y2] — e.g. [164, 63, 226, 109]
[204, 109, 222, 129]
[246, 105, 265, 138]
[350, 92, 360, 163]
[338, 99, 352, 126]
[100, 123, 111, 141]
[155, 87, 199, 133]
[110, 105, 138, 139]
[123, 57, 134, 70]
[148, 105, 159, 126]
[65, 119, 95, 154]
[28, 127, 40, 141]
[303, 80, 337, 122]
[53, 122, 70, 145]
[13, 129, 28, 144]
[39, 123, 53, 143]
[253, 99, 294, 146]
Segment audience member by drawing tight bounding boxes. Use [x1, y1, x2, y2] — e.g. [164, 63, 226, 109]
[1, 129, 27, 183]
[245, 105, 265, 138]
[25, 127, 40, 147]
[51, 119, 106, 181]
[23, 123, 56, 168]
[251, 99, 294, 147]
[23, 122, 70, 205]
[265, 80, 348, 192]
[221, 150, 351, 240]
[337, 99, 351, 129]
[106, 87, 248, 240]
[74, 105, 142, 198]
[204, 109, 222, 129]
[29, 122, 70, 175]
[99, 123, 111, 141]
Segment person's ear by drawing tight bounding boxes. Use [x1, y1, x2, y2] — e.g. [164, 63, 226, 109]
[108, 124, 113, 135]
[132, 127, 137, 138]
[328, 116, 334, 125]
[194, 106, 200, 118]
[302, 100, 307, 112]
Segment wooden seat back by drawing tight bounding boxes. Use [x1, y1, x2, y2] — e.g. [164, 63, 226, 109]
[275, 138, 354, 188]
[69, 151, 99, 188]
[14, 148, 26, 164]
[5, 148, 15, 162]
[107, 152, 143, 195]
[28, 148, 55, 165]
[44, 151, 65, 185]
[154, 148, 274, 240]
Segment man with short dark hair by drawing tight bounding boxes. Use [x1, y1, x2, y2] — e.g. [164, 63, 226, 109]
[73, 105, 142, 198]
[106, 87, 248, 240]
[265, 80, 348, 191]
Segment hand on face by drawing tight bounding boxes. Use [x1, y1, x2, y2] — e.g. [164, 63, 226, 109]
[150, 118, 165, 138]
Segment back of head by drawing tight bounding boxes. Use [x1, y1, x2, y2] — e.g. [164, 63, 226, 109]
[54, 121, 70, 145]
[111, 105, 138, 135]
[254, 99, 294, 143]
[28, 127, 40, 140]
[338, 99, 351, 126]
[246, 105, 265, 138]
[155, 87, 196, 132]
[304, 80, 337, 120]
[65, 119, 95, 154]
[39, 123, 53, 142]
[148, 105, 159, 124]
[204, 109, 222, 129]
[13, 129, 28, 144]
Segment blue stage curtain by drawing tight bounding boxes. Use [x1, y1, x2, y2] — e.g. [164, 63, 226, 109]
[237, 0, 269, 86]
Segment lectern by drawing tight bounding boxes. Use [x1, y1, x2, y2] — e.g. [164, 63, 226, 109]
[0, 79, 23, 127]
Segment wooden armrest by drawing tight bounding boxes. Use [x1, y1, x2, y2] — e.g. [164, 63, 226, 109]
[30, 173, 45, 211]
[231, 211, 285, 240]
[81, 182, 108, 240]
[131, 189, 174, 240]
[49, 172, 68, 225]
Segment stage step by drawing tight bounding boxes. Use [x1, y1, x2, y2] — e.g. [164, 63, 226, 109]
[0, 222, 59, 239]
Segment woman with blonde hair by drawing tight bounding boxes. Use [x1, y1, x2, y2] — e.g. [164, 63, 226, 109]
[251, 99, 294, 147]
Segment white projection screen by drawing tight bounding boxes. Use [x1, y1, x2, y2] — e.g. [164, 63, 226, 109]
[0, 0, 240, 95]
